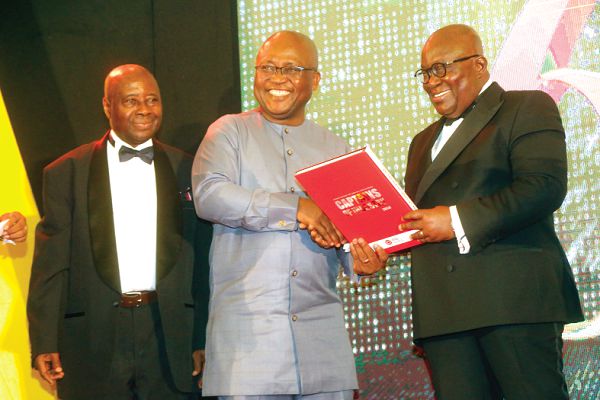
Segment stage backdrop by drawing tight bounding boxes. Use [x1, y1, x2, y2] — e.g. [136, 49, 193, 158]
[0, 1, 239, 398]
[236, 0, 599, 398]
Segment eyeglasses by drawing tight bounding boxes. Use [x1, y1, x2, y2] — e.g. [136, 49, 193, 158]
[255, 65, 318, 79]
[414, 54, 480, 84]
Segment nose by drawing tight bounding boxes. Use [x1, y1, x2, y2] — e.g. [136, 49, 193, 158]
[136, 101, 152, 115]
[269, 71, 288, 83]
[425, 72, 442, 86]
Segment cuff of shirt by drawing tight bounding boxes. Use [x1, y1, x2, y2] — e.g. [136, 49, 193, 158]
[337, 248, 357, 282]
[267, 192, 300, 231]
[449, 205, 470, 254]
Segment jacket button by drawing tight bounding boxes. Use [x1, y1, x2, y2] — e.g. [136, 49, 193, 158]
[446, 264, 454, 272]
[291, 270, 298, 277]
[287, 148, 294, 156]
[291, 314, 298, 321]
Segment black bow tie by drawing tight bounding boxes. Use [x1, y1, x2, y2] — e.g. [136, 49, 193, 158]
[443, 117, 459, 126]
[118, 146, 154, 164]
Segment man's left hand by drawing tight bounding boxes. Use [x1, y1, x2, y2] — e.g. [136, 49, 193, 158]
[192, 349, 205, 389]
[350, 238, 389, 275]
[399, 206, 454, 243]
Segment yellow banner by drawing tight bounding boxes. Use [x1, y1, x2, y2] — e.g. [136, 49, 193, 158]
[0, 89, 54, 399]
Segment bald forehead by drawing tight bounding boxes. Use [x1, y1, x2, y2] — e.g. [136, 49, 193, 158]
[423, 24, 483, 61]
[257, 31, 318, 67]
[104, 65, 157, 98]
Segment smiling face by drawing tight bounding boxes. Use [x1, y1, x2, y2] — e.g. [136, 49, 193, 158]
[103, 65, 162, 147]
[253, 31, 320, 126]
[420, 25, 489, 119]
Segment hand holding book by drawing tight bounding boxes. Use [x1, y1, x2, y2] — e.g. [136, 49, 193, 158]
[399, 205, 455, 243]
[296, 196, 388, 274]
[295, 146, 422, 254]
[349, 237, 389, 275]
[296, 197, 345, 248]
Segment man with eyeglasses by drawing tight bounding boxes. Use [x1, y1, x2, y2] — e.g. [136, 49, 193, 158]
[399, 24, 583, 399]
[192, 31, 387, 400]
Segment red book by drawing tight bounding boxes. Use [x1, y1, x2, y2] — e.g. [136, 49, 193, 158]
[295, 146, 421, 254]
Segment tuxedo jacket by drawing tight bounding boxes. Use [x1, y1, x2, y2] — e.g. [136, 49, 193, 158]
[404, 82, 583, 340]
[27, 132, 211, 394]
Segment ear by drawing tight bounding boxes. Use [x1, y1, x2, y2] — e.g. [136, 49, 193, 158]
[102, 97, 111, 120]
[475, 56, 488, 74]
[312, 71, 321, 92]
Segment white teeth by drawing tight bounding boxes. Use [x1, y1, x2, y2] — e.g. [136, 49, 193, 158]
[269, 89, 289, 97]
[434, 90, 449, 98]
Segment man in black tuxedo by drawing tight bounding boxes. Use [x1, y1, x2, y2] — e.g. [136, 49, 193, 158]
[27, 64, 210, 399]
[400, 25, 583, 399]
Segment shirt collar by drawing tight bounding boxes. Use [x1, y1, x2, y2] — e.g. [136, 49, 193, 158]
[479, 78, 492, 95]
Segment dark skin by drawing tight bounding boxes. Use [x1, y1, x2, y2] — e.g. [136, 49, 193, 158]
[0, 211, 27, 242]
[102, 65, 162, 147]
[400, 25, 490, 243]
[255, 31, 388, 273]
[34, 64, 206, 388]
[254, 32, 342, 246]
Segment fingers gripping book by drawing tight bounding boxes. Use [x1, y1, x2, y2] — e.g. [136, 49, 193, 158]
[295, 146, 421, 254]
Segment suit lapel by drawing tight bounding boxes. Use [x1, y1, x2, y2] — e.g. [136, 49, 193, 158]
[153, 141, 182, 282]
[405, 120, 441, 200]
[89, 132, 121, 292]
[414, 82, 505, 204]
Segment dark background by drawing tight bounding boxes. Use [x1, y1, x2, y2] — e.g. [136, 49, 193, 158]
[0, 0, 241, 206]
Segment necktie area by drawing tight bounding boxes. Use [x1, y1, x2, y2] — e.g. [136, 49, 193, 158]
[118, 146, 154, 164]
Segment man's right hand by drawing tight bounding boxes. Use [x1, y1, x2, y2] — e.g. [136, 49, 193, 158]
[34, 352, 64, 385]
[297, 197, 345, 248]
[0, 211, 27, 242]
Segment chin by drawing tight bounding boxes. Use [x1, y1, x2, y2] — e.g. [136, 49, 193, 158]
[433, 107, 448, 116]
[263, 107, 292, 118]
[133, 133, 156, 144]
[435, 107, 456, 118]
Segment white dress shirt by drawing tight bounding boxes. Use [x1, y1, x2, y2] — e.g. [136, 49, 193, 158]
[431, 79, 492, 254]
[107, 131, 157, 293]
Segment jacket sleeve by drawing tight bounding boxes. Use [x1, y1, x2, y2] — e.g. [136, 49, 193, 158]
[457, 91, 568, 253]
[27, 160, 73, 361]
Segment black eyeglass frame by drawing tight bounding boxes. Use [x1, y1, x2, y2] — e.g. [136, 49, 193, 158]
[414, 54, 481, 84]
[254, 65, 318, 78]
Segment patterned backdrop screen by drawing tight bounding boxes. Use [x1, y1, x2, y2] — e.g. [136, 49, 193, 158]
[237, 1, 600, 398]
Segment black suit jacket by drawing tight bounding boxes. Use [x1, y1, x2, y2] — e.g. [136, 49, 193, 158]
[404, 82, 583, 340]
[27, 132, 211, 394]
